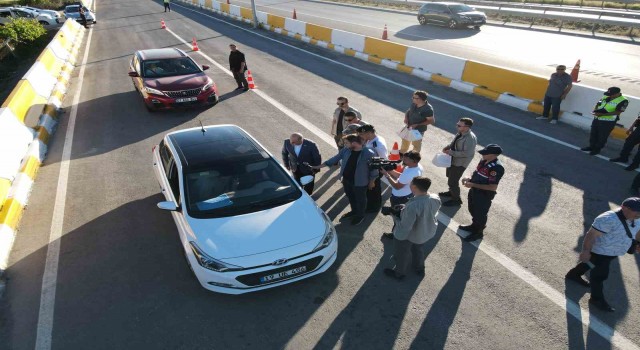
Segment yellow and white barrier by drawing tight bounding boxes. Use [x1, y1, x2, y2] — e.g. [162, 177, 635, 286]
[0, 19, 85, 273]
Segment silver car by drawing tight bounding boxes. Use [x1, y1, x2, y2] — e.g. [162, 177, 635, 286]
[63, 4, 96, 24]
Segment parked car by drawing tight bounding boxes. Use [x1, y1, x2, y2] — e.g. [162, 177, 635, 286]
[0, 7, 58, 26]
[417, 2, 486, 29]
[152, 124, 338, 294]
[16, 6, 62, 21]
[128, 48, 219, 111]
[63, 4, 96, 24]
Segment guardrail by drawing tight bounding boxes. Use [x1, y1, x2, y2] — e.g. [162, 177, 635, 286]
[0, 19, 84, 273]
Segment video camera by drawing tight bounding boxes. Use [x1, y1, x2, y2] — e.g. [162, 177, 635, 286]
[368, 157, 401, 171]
[381, 204, 405, 218]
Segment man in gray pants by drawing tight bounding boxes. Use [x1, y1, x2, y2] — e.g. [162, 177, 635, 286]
[384, 176, 442, 280]
[439, 118, 477, 207]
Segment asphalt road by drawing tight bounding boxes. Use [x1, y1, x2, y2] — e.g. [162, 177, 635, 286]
[232, 0, 640, 97]
[1, 0, 640, 349]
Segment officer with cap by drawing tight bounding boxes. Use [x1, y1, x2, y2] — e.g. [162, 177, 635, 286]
[358, 124, 388, 212]
[581, 87, 629, 156]
[458, 144, 505, 242]
[565, 197, 640, 312]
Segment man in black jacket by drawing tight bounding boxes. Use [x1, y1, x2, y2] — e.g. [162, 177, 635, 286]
[282, 133, 322, 195]
[229, 44, 248, 91]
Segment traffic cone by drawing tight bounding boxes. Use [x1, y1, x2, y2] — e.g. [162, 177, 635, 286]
[161, 19, 166, 29]
[382, 24, 388, 40]
[293, 8, 297, 19]
[388, 142, 403, 172]
[192, 37, 199, 51]
[246, 70, 256, 89]
[570, 59, 581, 83]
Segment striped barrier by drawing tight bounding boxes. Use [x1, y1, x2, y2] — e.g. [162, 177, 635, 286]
[0, 19, 85, 273]
[177, 0, 640, 138]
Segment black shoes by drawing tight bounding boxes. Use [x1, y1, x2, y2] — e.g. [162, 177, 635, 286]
[442, 199, 463, 207]
[341, 212, 355, 220]
[382, 232, 394, 239]
[565, 271, 590, 287]
[351, 216, 365, 226]
[580, 147, 592, 152]
[625, 163, 639, 171]
[235, 86, 243, 90]
[438, 191, 451, 197]
[366, 207, 380, 213]
[609, 157, 628, 163]
[464, 232, 484, 242]
[589, 150, 600, 156]
[383, 268, 405, 280]
[589, 298, 615, 312]
[458, 223, 475, 231]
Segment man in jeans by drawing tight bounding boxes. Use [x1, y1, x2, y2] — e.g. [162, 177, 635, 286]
[312, 135, 377, 225]
[380, 151, 423, 238]
[401, 90, 435, 154]
[331, 97, 362, 148]
[536, 65, 573, 125]
[439, 118, 477, 207]
[565, 197, 640, 312]
[383, 176, 441, 280]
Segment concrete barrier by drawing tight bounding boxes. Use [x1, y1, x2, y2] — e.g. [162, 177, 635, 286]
[0, 19, 84, 273]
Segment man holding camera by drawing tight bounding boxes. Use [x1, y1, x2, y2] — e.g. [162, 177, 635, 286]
[381, 151, 423, 239]
[358, 124, 388, 212]
[312, 135, 377, 225]
[383, 176, 441, 280]
[565, 197, 640, 312]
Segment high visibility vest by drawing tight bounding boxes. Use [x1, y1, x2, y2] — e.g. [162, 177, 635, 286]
[594, 95, 627, 121]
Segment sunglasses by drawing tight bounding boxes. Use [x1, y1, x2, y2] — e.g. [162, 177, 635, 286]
[456, 124, 467, 127]
[337, 102, 345, 106]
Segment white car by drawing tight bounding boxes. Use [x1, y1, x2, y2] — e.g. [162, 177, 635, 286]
[0, 7, 58, 26]
[152, 125, 337, 294]
[17, 6, 62, 21]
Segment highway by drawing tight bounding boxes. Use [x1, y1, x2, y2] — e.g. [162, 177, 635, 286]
[234, 0, 640, 97]
[1, 0, 640, 349]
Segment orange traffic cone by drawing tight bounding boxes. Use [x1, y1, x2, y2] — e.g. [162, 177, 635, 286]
[192, 37, 199, 51]
[246, 70, 256, 89]
[570, 59, 581, 83]
[382, 24, 388, 40]
[161, 19, 166, 29]
[293, 8, 297, 19]
[388, 142, 403, 172]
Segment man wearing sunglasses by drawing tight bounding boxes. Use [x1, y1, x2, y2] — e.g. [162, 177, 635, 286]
[331, 97, 362, 148]
[536, 65, 573, 125]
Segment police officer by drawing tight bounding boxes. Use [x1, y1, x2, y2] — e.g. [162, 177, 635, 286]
[358, 124, 387, 212]
[581, 87, 629, 156]
[609, 112, 640, 171]
[565, 198, 640, 312]
[458, 144, 505, 242]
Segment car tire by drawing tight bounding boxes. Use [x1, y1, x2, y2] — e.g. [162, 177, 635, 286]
[474, 25, 481, 30]
[39, 20, 49, 25]
[448, 19, 458, 29]
[418, 15, 427, 25]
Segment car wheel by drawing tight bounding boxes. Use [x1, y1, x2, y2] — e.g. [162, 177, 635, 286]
[474, 25, 481, 30]
[39, 20, 49, 25]
[418, 15, 427, 25]
[145, 103, 156, 113]
[448, 19, 458, 29]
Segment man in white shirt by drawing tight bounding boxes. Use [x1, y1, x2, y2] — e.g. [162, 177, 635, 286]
[381, 151, 423, 238]
[358, 124, 388, 212]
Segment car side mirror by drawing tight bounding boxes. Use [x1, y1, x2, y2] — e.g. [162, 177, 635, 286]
[128, 71, 139, 77]
[157, 201, 179, 211]
[202, 65, 210, 71]
[300, 175, 314, 186]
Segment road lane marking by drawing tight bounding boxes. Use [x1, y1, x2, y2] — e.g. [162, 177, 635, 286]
[34, 21, 96, 350]
[165, 15, 639, 348]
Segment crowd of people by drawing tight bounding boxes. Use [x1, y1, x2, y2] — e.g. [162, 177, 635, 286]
[279, 86, 640, 312]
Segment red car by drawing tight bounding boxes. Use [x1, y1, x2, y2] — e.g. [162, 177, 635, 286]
[128, 48, 219, 112]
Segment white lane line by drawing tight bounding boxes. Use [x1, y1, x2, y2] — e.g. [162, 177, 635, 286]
[165, 18, 639, 349]
[34, 25, 95, 350]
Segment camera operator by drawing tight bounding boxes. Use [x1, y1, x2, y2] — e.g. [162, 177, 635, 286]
[358, 124, 388, 212]
[380, 150, 423, 239]
[383, 176, 441, 280]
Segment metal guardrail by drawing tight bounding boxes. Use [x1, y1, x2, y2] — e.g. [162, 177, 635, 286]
[465, 0, 640, 18]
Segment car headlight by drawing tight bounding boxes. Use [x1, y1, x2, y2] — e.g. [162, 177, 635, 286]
[203, 80, 214, 91]
[144, 86, 165, 96]
[312, 211, 336, 253]
[189, 242, 243, 272]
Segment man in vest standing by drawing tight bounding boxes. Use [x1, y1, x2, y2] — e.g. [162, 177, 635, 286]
[581, 87, 629, 156]
[164, 0, 171, 12]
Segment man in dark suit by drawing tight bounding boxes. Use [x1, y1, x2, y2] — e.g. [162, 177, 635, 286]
[282, 133, 322, 195]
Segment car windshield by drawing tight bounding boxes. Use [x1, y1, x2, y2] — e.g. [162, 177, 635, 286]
[143, 58, 201, 78]
[184, 159, 302, 219]
[66, 6, 79, 13]
[449, 4, 474, 13]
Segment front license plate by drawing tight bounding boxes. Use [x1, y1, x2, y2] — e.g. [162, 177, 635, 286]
[175, 97, 198, 103]
[260, 266, 307, 283]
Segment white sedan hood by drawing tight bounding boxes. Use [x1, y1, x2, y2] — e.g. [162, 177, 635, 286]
[187, 196, 326, 260]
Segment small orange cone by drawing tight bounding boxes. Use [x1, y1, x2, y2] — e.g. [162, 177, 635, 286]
[293, 8, 297, 19]
[382, 24, 388, 40]
[246, 70, 256, 89]
[570, 59, 581, 83]
[161, 19, 166, 29]
[388, 142, 403, 172]
[192, 37, 199, 51]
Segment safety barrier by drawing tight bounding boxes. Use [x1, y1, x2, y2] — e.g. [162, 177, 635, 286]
[176, 0, 640, 135]
[0, 19, 85, 273]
